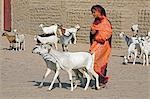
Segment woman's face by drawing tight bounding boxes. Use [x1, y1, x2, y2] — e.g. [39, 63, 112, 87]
[91, 9, 101, 18]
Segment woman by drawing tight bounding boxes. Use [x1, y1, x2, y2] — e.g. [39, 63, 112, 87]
[89, 5, 112, 87]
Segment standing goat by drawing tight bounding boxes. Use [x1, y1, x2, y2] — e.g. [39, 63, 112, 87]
[58, 24, 80, 44]
[2, 32, 25, 51]
[1, 32, 16, 50]
[119, 32, 139, 47]
[39, 24, 59, 37]
[34, 34, 58, 50]
[59, 33, 74, 52]
[138, 38, 150, 66]
[15, 34, 25, 51]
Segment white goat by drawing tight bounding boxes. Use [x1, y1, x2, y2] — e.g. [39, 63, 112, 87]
[44, 45, 100, 91]
[127, 42, 140, 65]
[32, 45, 62, 88]
[58, 24, 80, 44]
[34, 35, 58, 50]
[32, 45, 85, 91]
[15, 34, 25, 51]
[1, 32, 25, 51]
[139, 39, 150, 66]
[39, 24, 58, 37]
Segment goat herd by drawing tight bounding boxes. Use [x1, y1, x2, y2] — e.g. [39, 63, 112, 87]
[2, 23, 101, 91]
[120, 24, 150, 66]
[1, 23, 80, 52]
[1, 23, 150, 92]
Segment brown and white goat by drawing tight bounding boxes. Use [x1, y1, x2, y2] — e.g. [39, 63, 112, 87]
[2, 32, 16, 50]
[2, 32, 25, 51]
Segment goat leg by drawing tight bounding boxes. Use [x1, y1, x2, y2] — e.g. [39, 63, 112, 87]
[39, 68, 51, 88]
[83, 70, 91, 90]
[48, 69, 60, 91]
[67, 70, 74, 91]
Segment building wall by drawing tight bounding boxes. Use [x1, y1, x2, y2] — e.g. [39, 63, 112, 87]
[11, 0, 150, 48]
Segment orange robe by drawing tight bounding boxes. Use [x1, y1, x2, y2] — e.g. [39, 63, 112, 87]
[90, 17, 112, 77]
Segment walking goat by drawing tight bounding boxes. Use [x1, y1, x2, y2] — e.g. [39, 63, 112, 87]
[37, 44, 100, 91]
[32, 45, 84, 90]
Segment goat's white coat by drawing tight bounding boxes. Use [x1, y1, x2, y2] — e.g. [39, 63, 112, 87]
[15, 34, 25, 51]
[47, 46, 100, 91]
[39, 24, 58, 36]
[139, 40, 150, 66]
[32, 45, 62, 88]
[32, 45, 100, 91]
[34, 35, 58, 50]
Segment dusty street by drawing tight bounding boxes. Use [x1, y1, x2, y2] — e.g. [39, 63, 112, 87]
[0, 34, 150, 99]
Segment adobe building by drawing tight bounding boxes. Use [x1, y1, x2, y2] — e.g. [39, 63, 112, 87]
[1, 0, 150, 48]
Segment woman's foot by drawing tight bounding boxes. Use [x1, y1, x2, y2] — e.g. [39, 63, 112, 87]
[102, 76, 109, 84]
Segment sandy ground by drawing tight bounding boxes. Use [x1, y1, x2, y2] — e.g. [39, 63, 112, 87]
[0, 34, 150, 99]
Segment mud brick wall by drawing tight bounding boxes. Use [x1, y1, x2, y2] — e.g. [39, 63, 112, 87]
[11, 0, 150, 48]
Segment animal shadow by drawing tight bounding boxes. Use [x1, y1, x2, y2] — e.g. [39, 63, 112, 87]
[29, 80, 74, 90]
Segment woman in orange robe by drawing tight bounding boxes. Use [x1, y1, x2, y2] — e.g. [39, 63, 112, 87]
[90, 5, 112, 86]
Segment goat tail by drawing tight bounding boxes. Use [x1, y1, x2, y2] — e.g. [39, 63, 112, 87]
[91, 52, 95, 68]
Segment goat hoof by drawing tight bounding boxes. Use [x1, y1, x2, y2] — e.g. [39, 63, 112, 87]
[95, 86, 101, 90]
[73, 85, 77, 89]
[71, 88, 74, 91]
[48, 88, 52, 91]
[84, 88, 87, 91]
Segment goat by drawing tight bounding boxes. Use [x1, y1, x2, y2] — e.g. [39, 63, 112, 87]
[32, 45, 62, 88]
[39, 24, 59, 37]
[32, 45, 84, 90]
[34, 34, 58, 50]
[58, 24, 80, 44]
[138, 38, 150, 66]
[40, 45, 100, 91]
[15, 34, 25, 51]
[127, 42, 141, 65]
[120, 32, 133, 47]
[59, 32, 74, 52]
[1, 32, 16, 50]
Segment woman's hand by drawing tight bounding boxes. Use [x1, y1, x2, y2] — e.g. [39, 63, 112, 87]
[90, 29, 97, 34]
